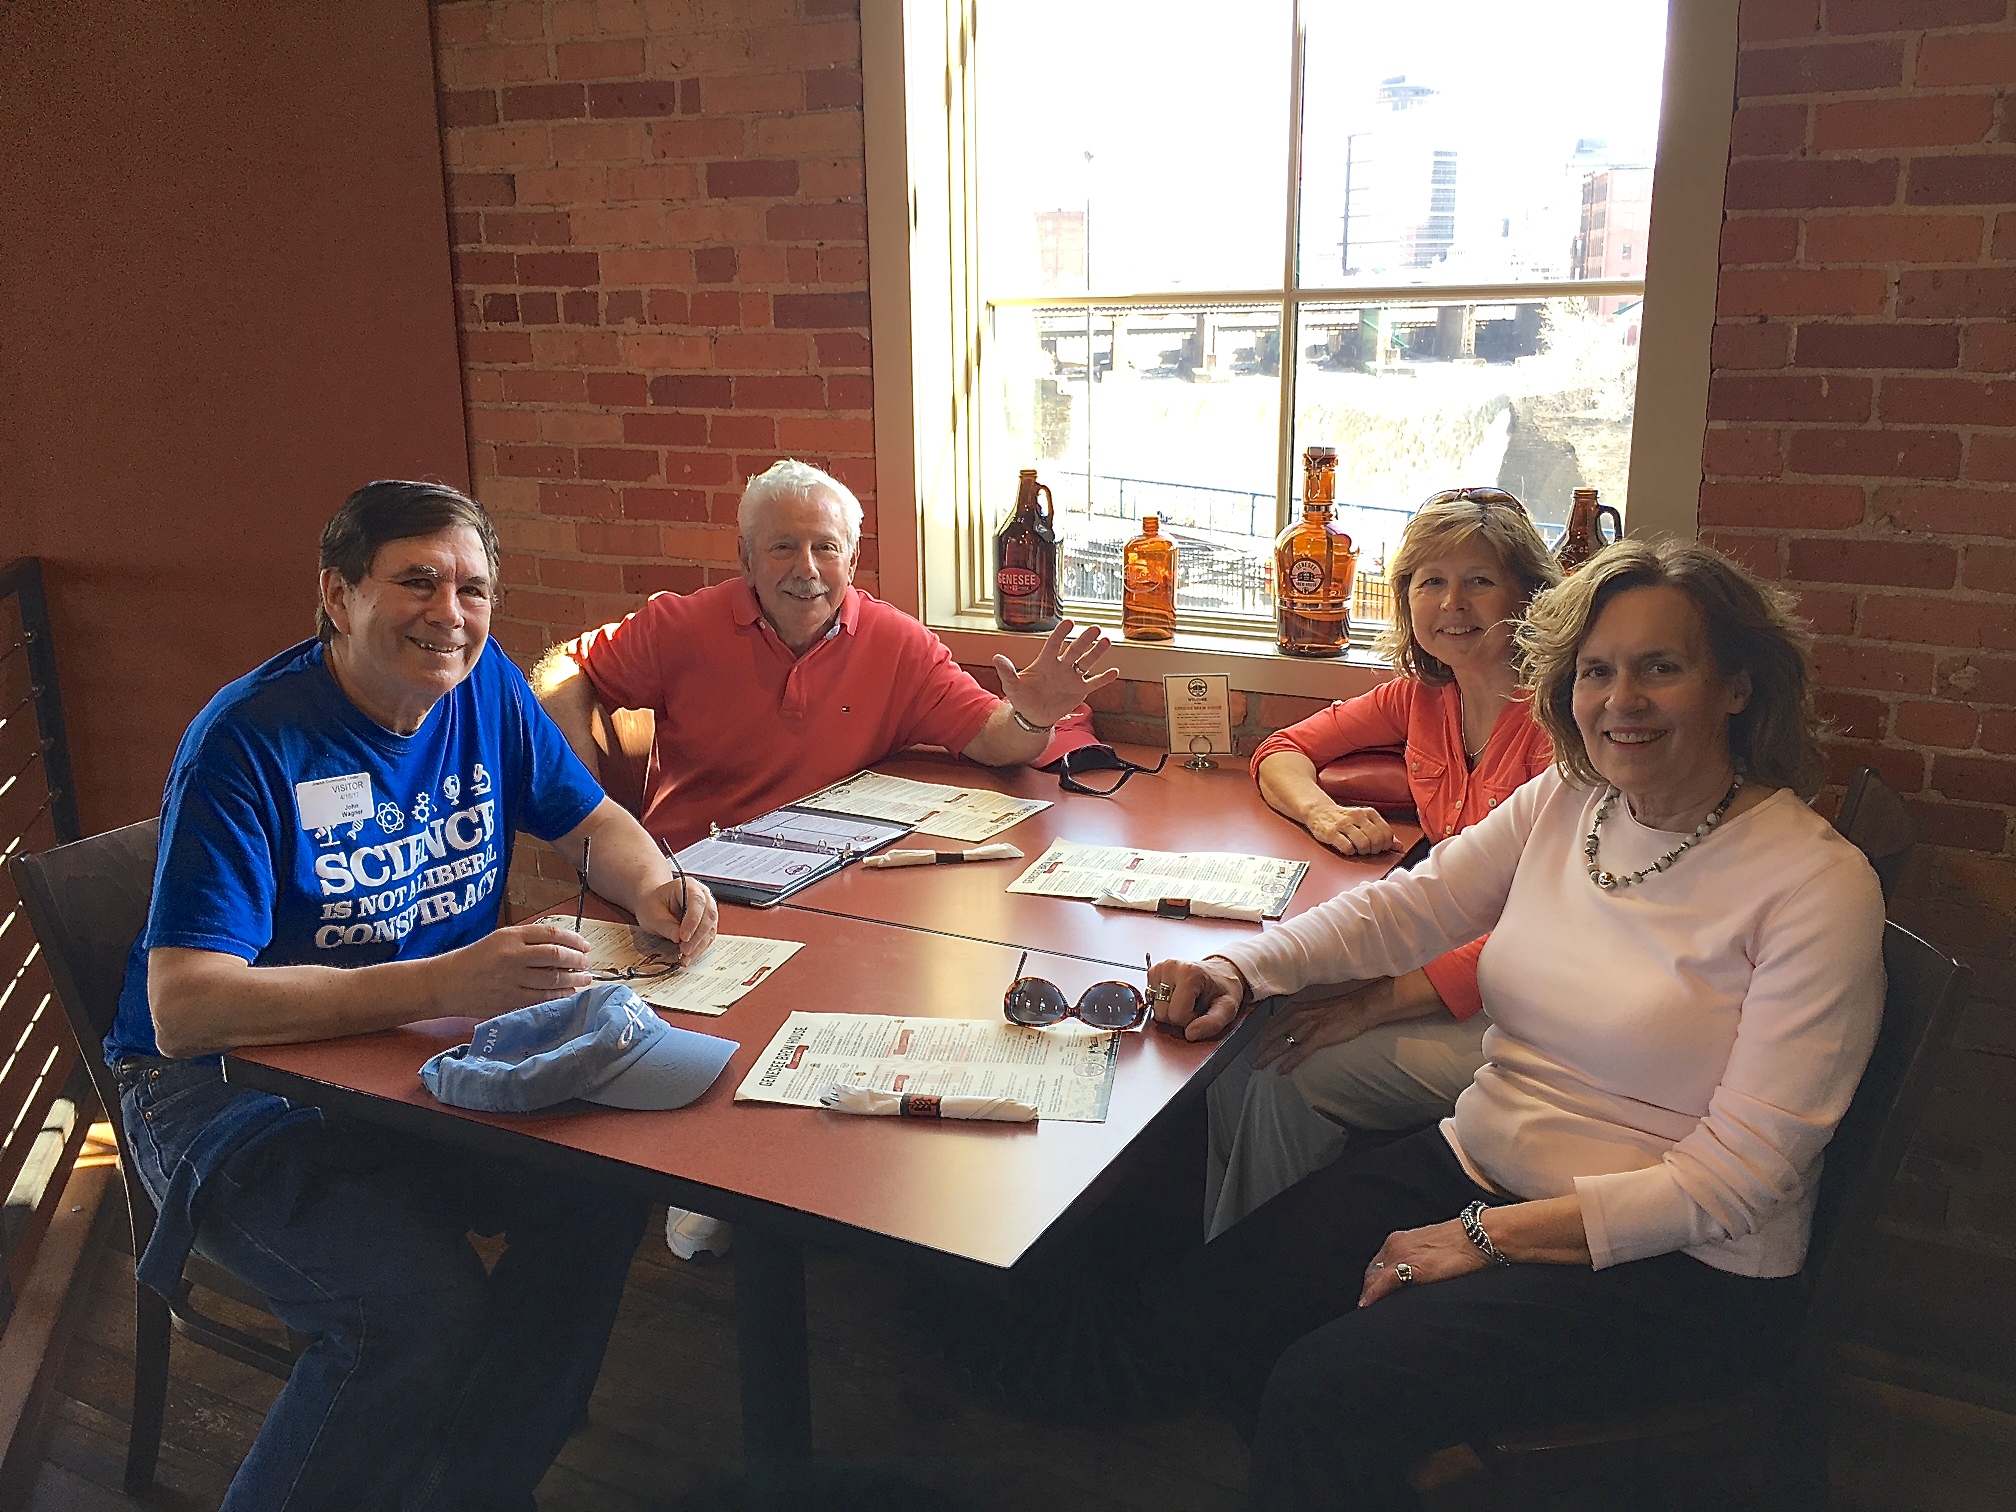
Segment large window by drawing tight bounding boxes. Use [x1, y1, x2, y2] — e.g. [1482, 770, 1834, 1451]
[867, 0, 1732, 660]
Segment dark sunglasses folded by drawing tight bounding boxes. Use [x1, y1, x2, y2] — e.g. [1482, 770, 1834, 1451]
[1046, 744, 1169, 797]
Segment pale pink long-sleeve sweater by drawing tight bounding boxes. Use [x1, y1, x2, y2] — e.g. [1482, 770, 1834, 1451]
[1213, 768, 1886, 1277]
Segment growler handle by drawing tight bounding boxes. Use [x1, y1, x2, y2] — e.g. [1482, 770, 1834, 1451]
[1597, 504, 1623, 546]
[1035, 483, 1054, 522]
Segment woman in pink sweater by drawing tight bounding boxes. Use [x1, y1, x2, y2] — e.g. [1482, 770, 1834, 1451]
[1209, 491, 1559, 1237]
[1151, 541, 1884, 1510]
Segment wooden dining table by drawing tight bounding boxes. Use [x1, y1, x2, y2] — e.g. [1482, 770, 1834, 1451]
[226, 745, 1418, 1482]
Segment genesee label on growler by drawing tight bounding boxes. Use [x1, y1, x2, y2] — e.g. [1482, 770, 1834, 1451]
[1274, 446, 1355, 657]
[995, 469, 1061, 632]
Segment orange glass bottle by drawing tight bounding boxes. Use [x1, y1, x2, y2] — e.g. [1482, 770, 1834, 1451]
[994, 469, 1061, 632]
[1122, 515, 1176, 641]
[1554, 487, 1622, 573]
[1274, 446, 1356, 657]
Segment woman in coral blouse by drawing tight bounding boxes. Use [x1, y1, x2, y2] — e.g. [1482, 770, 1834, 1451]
[1209, 490, 1560, 1237]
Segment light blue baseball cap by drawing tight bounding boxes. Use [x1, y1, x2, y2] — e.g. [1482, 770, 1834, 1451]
[420, 983, 737, 1114]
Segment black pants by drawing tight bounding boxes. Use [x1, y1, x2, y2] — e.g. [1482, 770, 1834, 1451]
[1172, 1127, 1801, 1512]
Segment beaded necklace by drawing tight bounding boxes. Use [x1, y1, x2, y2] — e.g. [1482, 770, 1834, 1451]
[1584, 775, 1743, 891]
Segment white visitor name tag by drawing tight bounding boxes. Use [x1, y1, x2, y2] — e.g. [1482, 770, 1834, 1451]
[296, 773, 374, 831]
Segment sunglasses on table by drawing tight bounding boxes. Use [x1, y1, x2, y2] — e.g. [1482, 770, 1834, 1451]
[1004, 951, 1154, 1030]
[589, 955, 682, 985]
[570, 837, 689, 981]
[1054, 745, 1169, 798]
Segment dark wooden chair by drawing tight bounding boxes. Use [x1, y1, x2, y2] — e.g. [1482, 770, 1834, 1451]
[1833, 764, 1915, 903]
[1466, 921, 1970, 1508]
[590, 699, 656, 820]
[8, 818, 298, 1494]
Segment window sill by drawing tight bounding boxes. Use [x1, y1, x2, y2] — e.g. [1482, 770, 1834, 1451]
[931, 616, 1393, 699]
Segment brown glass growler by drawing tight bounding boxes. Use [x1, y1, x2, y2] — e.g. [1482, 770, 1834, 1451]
[995, 469, 1061, 632]
[1121, 514, 1176, 641]
[1274, 446, 1356, 656]
[1554, 487, 1623, 573]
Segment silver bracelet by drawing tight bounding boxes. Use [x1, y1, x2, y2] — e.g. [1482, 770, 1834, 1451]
[1459, 1199, 1511, 1267]
[1009, 707, 1053, 735]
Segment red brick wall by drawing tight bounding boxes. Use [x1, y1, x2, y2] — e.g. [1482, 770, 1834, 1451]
[1707, 0, 2016, 1336]
[1707, 0, 2016, 860]
[431, 0, 874, 670]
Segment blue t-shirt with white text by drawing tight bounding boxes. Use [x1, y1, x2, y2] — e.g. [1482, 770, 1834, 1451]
[107, 637, 603, 1062]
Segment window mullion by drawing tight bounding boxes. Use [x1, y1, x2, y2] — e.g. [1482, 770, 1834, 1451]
[1273, 0, 1308, 542]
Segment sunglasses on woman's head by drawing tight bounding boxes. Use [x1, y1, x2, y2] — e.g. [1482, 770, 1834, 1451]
[1004, 951, 1152, 1030]
[1054, 745, 1169, 797]
[1420, 486, 1528, 517]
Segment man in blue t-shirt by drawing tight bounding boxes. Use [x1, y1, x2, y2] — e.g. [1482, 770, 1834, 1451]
[108, 480, 719, 1512]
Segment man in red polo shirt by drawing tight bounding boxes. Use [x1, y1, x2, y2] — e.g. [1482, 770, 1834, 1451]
[533, 458, 1117, 847]
[536, 458, 1117, 1260]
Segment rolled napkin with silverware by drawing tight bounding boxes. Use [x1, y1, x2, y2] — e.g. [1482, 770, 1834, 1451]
[1094, 888, 1265, 923]
[819, 1084, 1038, 1122]
[861, 843, 1024, 869]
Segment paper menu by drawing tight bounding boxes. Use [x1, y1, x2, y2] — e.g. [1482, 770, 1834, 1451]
[915, 792, 1051, 843]
[795, 770, 1051, 843]
[637, 936, 803, 1016]
[1005, 839, 1307, 919]
[573, 920, 803, 1017]
[797, 771, 968, 825]
[736, 1012, 1119, 1122]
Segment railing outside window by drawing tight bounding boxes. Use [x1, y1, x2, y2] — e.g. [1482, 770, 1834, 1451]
[949, 0, 1667, 640]
[0, 557, 86, 1333]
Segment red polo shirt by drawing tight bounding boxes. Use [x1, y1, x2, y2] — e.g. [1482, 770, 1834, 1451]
[573, 580, 1001, 846]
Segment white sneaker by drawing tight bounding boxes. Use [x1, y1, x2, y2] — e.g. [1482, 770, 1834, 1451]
[665, 1205, 732, 1260]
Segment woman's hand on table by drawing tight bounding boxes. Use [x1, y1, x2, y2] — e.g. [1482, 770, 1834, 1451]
[1147, 956, 1249, 1041]
[1254, 968, 1444, 1074]
[635, 875, 719, 964]
[1306, 802, 1397, 857]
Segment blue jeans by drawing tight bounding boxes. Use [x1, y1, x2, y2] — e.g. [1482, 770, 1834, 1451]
[119, 1056, 649, 1512]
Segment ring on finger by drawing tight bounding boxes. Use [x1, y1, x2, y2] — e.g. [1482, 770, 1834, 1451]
[1393, 1262, 1416, 1285]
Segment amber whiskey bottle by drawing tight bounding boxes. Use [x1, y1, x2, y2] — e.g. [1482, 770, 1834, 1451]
[1554, 487, 1623, 573]
[995, 469, 1061, 632]
[1122, 515, 1176, 641]
[1274, 446, 1356, 657]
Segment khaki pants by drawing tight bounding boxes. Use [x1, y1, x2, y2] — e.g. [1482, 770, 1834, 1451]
[1204, 995, 1490, 1239]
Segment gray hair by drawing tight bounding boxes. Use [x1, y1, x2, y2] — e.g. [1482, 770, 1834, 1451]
[738, 459, 863, 551]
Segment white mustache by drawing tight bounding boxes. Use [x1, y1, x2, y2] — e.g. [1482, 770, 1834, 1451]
[778, 580, 828, 600]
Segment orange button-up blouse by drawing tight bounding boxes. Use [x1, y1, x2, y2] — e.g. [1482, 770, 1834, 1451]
[1249, 675, 1553, 1019]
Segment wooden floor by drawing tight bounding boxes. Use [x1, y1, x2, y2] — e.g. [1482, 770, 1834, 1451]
[18, 1193, 2016, 1511]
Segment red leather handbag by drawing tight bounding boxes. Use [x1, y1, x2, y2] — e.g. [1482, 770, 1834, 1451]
[1314, 746, 1416, 819]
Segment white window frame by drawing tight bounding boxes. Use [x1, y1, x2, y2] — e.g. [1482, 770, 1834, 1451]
[864, 0, 1735, 698]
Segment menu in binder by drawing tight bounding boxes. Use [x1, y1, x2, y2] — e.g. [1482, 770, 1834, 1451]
[673, 803, 914, 907]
